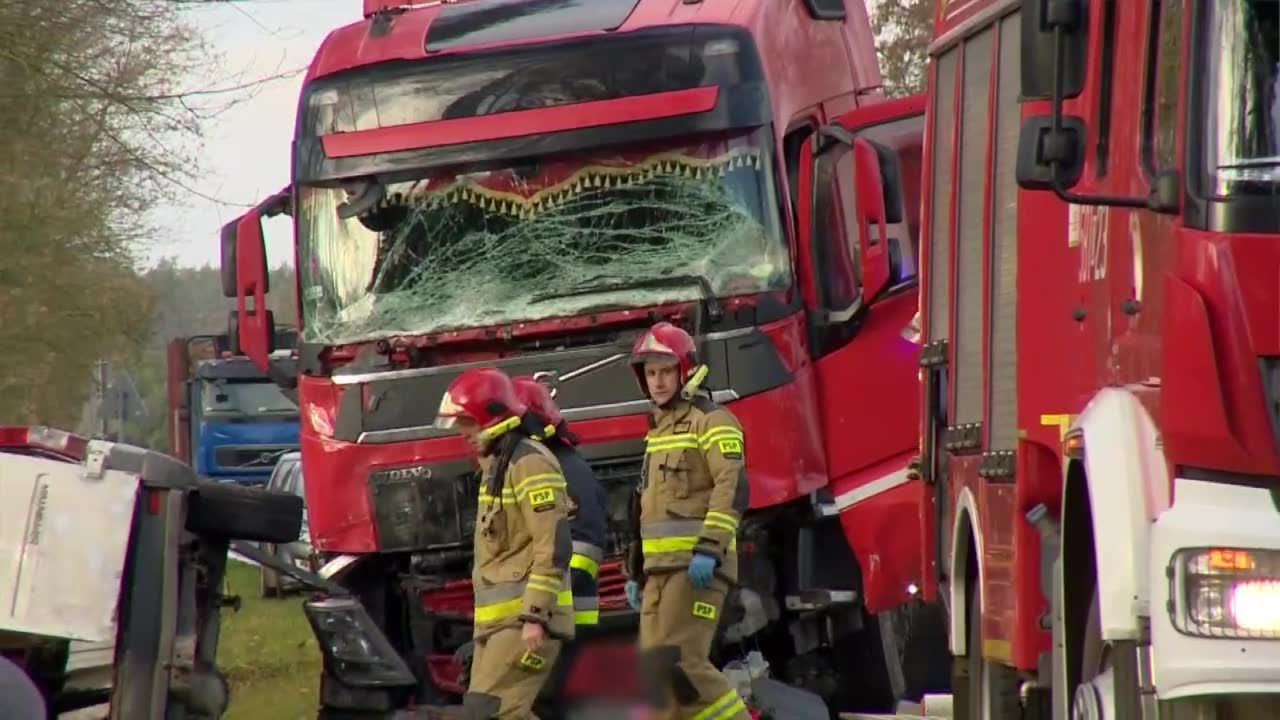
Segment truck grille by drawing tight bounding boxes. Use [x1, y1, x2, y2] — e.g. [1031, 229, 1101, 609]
[214, 445, 295, 470]
[370, 465, 479, 552]
[591, 456, 645, 558]
[370, 454, 645, 555]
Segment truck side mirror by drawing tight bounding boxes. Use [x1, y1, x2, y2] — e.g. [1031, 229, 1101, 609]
[232, 210, 275, 371]
[1015, 0, 1150, 210]
[1015, 0, 1089, 195]
[852, 138, 890, 301]
[1020, 0, 1087, 101]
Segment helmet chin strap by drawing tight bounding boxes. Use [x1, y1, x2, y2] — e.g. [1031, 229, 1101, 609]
[478, 415, 520, 443]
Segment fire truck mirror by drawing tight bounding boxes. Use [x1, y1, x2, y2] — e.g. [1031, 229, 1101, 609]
[1015, 115, 1086, 192]
[1019, 0, 1087, 101]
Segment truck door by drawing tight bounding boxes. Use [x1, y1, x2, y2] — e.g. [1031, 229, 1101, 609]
[797, 96, 927, 612]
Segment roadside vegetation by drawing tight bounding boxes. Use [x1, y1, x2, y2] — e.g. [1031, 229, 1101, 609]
[220, 560, 319, 720]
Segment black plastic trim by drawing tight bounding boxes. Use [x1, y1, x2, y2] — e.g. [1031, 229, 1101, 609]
[327, 327, 794, 442]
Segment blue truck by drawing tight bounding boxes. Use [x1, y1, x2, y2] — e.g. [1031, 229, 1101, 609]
[166, 333, 299, 485]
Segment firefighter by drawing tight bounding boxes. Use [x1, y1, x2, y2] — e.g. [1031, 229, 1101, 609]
[435, 368, 575, 720]
[511, 376, 608, 629]
[623, 321, 751, 720]
[512, 377, 609, 713]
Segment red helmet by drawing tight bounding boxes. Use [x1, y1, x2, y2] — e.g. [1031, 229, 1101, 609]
[629, 322, 705, 398]
[434, 368, 526, 440]
[511, 376, 564, 428]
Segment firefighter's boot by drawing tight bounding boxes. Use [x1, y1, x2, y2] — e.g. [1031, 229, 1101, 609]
[638, 572, 750, 720]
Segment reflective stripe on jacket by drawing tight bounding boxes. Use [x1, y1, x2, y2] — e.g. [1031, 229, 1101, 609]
[635, 394, 749, 583]
[473, 438, 575, 640]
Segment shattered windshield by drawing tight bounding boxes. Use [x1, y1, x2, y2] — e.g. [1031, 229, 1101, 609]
[1203, 0, 1280, 194]
[297, 128, 790, 345]
[200, 380, 297, 418]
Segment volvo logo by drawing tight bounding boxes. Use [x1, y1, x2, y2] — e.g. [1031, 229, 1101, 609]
[380, 464, 433, 482]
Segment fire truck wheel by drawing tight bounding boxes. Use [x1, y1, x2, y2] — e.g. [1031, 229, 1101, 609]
[966, 585, 1020, 720]
[186, 482, 304, 544]
[1076, 589, 1143, 720]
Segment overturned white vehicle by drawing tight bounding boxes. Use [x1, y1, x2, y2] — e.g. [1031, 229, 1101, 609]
[0, 426, 304, 718]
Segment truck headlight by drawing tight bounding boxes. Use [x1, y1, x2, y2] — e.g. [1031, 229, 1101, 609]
[303, 597, 416, 687]
[1170, 548, 1280, 638]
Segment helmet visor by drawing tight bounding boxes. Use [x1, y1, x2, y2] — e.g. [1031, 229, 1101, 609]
[434, 391, 466, 429]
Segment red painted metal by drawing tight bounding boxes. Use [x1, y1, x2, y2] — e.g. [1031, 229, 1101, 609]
[320, 87, 720, 157]
[0, 426, 87, 462]
[923, 0, 1280, 675]
[244, 0, 938, 706]
[835, 451, 923, 613]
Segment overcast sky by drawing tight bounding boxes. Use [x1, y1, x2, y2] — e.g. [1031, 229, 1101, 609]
[148, 0, 354, 270]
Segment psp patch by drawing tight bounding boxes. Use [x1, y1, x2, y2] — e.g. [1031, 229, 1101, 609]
[518, 650, 547, 672]
[528, 488, 557, 512]
[716, 438, 743, 458]
[692, 601, 718, 620]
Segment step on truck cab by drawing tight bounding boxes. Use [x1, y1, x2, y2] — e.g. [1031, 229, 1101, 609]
[222, 0, 949, 714]
[916, 0, 1280, 717]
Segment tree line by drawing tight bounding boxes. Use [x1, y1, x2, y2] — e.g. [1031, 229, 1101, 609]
[0, 1, 292, 433]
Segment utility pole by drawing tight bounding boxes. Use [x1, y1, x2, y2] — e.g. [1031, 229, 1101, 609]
[95, 359, 110, 438]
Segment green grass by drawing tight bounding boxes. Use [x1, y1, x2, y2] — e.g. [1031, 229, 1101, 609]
[219, 561, 321, 720]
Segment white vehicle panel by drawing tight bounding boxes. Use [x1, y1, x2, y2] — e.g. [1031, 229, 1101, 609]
[1, 451, 138, 642]
[1149, 477, 1280, 699]
[1073, 387, 1168, 640]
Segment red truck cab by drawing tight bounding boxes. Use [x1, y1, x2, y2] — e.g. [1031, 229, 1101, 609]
[223, 0, 946, 714]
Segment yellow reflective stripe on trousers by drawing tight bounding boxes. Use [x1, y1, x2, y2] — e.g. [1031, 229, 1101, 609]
[692, 689, 747, 720]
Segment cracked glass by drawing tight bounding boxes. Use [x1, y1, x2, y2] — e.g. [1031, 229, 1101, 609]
[297, 127, 790, 345]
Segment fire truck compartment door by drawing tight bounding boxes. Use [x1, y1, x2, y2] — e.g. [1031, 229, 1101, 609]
[0, 451, 138, 643]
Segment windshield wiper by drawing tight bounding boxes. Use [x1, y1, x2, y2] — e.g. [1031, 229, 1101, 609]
[530, 274, 723, 322]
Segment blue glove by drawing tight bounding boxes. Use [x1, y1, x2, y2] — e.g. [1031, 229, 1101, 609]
[688, 552, 717, 589]
[625, 579, 643, 611]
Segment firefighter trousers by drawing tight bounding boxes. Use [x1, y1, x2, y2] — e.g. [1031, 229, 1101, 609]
[464, 626, 562, 719]
[638, 571, 750, 720]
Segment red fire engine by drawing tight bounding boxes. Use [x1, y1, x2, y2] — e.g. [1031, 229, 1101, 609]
[222, 0, 950, 714]
[917, 0, 1280, 718]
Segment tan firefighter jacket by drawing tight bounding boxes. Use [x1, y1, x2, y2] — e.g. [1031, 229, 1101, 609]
[633, 393, 749, 584]
[473, 437, 575, 641]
